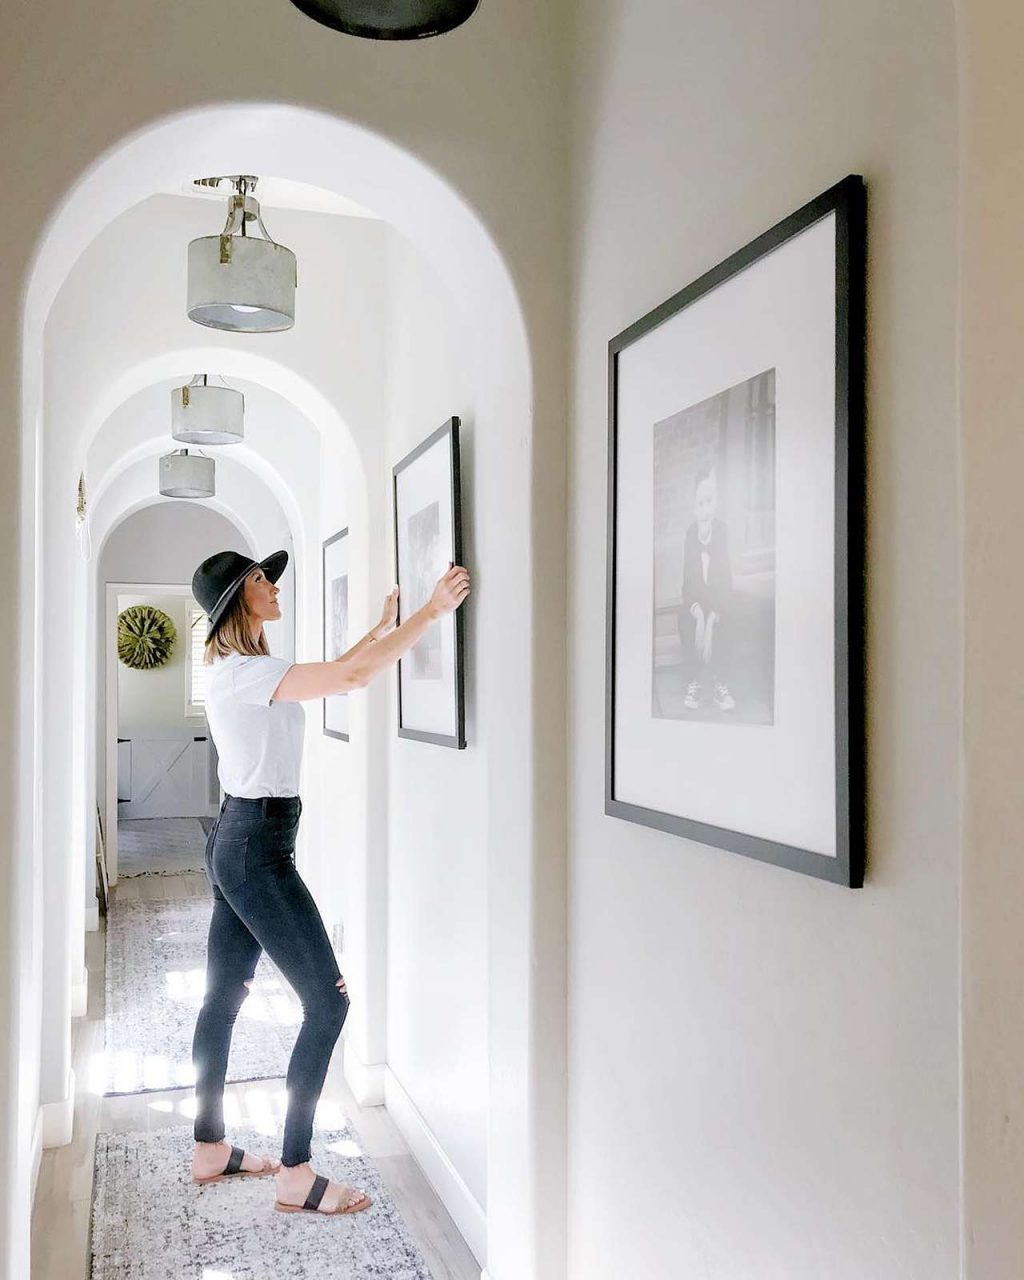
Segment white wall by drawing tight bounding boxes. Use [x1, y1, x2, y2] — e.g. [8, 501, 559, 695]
[384, 235, 489, 1225]
[100, 502, 251, 584]
[959, 1, 1024, 1274]
[95, 501, 251, 830]
[567, 2, 959, 1278]
[115, 591, 197, 733]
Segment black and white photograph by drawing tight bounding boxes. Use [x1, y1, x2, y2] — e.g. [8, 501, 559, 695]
[406, 500, 443, 680]
[329, 572, 349, 661]
[393, 417, 466, 748]
[652, 368, 776, 726]
[607, 175, 865, 886]
[322, 526, 351, 741]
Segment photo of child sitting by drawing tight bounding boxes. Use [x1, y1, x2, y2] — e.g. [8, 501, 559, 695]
[650, 367, 776, 725]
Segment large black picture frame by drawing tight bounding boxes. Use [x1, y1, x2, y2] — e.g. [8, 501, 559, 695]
[605, 175, 866, 887]
[392, 417, 466, 749]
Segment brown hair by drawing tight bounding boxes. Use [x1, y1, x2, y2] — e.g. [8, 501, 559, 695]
[204, 581, 269, 663]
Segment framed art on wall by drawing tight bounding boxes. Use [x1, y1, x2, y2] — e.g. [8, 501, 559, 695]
[606, 175, 866, 886]
[322, 526, 351, 741]
[392, 416, 466, 749]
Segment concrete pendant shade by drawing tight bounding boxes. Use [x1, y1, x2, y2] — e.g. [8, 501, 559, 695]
[159, 450, 215, 499]
[171, 379, 244, 446]
[287, 0, 481, 39]
[187, 234, 296, 332]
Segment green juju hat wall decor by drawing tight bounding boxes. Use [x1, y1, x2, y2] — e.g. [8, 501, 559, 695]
[117, 605, 178, 670]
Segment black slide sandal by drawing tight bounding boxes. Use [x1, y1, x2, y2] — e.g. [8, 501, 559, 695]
[274, 1172, 372, 1215]
[193, 1144, 279, 1185]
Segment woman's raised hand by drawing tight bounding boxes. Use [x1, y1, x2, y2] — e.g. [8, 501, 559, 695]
[376, 586, 400, 637]
[428, 564, 471, 618]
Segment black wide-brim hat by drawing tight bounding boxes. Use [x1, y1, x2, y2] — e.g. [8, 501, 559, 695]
[192, 549, 289, 641]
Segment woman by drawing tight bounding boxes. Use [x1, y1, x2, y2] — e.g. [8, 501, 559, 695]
[188, 547, 470, 1217]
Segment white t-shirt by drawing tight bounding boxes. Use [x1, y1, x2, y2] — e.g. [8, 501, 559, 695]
[204, 654, 306, 798]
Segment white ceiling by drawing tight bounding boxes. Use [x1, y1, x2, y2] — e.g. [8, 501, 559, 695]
[163, 174, 378, 220]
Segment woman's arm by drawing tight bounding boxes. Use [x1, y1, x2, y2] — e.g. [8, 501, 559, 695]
[271, 566, 470, 702]
[331, 586, 400, 666]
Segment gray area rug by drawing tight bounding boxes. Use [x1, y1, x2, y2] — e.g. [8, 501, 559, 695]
[91, 1123, 431, 1279]
[117, 818, 208, 877]
[103, 898, 301, 1096]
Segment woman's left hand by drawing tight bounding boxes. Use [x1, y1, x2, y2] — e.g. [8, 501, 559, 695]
[375, 586, 399, 638]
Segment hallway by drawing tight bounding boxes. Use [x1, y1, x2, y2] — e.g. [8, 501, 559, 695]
[30, 871, 477, 1280]
[7, 0, 1024, 1275]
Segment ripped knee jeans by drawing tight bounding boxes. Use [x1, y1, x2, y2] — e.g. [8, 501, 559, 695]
[191, 794, 349, 1166]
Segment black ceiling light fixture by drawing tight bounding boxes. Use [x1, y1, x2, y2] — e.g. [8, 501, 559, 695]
[287, 0, 481, 39]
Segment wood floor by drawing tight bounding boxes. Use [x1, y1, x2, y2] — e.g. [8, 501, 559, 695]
[30, 869, 480, 1280]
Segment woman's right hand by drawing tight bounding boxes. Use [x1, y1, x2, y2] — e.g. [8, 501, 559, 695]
[427, 564, 471, 618]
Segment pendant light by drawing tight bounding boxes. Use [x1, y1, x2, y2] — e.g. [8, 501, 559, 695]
[159, 450, 215, 499]
[287, 0, 481, 39]
[171, 375, 244, 446]
[187, 176, 296, 332]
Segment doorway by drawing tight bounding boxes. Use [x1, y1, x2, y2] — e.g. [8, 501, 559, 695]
[105, 582, 219, 882]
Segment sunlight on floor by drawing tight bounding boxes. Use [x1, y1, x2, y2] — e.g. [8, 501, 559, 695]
[144, 1084, 356, 1144]
[311, 1096, 353, 1131]
[238, 990, 302, 1027]
[165, 968, 206, 1001]
[325, 1138, 364, 1157]
[87, 1047, 197, 1094]
[162, 968, 301, 1027]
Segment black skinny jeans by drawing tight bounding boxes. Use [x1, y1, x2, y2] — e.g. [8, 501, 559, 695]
[191, 794, 349, 1167]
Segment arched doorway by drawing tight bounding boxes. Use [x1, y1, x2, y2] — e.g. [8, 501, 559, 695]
[10, 101, 564, 1280]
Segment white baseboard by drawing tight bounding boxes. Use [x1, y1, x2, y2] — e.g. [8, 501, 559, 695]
[30, 1104, 43, 1200]
[341, 1038, 386, 1106]
[40, 1067, 75, 1148]
[84, 904, 99, 932]
[384, 1066, 486, 1266]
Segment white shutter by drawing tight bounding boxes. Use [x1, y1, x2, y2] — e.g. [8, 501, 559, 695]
[189, 609, 209, 709]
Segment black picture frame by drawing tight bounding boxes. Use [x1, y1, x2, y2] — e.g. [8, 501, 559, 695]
[605, 175, 865, 887]
[322, 525, 351, 742]
[392, 417, 466, 749]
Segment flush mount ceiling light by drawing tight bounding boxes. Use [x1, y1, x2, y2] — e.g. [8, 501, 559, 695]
[171, 375, 245, 446]
[287, 0, 481, 39]
[159, 449, 216, 499]
[187, 176, 296, 332]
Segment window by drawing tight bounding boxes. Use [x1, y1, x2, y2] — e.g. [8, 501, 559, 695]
[187, 607, 209, 714]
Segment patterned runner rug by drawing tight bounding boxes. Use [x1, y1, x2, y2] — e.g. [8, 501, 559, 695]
[90, 1123, 431, 1279]
[117, 818, 208, 877]
[102, 897, 301, 1096]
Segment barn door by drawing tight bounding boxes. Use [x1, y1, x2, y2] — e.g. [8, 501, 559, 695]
[117, 728, 212, 819]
